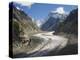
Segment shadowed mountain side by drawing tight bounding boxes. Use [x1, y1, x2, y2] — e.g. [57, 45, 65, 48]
[10, 2, 40, 42]
[41, 11, 67, 31]
[56, 8, 78, 35]
[9, 2, 40, 56]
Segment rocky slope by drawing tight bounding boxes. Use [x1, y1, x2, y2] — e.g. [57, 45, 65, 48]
[41, 11, 67, 31]
[9, 2, 40, 55]
[10, 2, 39, 41]
[56, 8, 78, 35]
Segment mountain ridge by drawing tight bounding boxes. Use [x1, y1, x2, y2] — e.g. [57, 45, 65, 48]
[41, 10, 67, 31]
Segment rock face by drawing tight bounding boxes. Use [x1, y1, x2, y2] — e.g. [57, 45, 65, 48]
[41, 11, 67, 31]
[56, 9, 78, 35]
[9, 2, 39, 42]
[41, 8, 78, 35]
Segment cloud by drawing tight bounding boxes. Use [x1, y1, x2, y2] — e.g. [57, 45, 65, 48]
[56, 7, 65, 14]
[36, 20, 42, 27]
[51, 7, 66, 14]
[35, 19, 45, 27]
[15, 1, 34, 8]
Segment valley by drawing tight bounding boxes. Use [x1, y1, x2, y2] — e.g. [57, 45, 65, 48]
[9, 2, 78, 58]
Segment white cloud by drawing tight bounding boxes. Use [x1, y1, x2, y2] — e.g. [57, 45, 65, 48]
[15, 1, 34, 8]
[51, 7, 66, 14]
[35, 19, 45, 27]
[36, 20, 42, 27]
[32, 18, 35, 22]
[56, 7, 65, 14]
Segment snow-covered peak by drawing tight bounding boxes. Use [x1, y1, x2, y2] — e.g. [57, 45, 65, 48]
[51, 7, 65, 14]
[48, 7, 68, 19]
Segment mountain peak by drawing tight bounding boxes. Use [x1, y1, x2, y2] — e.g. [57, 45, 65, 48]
[50, 11, 65, 14]
[50, 7, 65, 14]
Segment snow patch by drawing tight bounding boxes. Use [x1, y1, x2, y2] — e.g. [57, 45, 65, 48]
[51, 7, 66, 14]
[16, 6, 23, 11]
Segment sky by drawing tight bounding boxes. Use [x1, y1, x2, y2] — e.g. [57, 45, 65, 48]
[13, 2, 78, 27]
